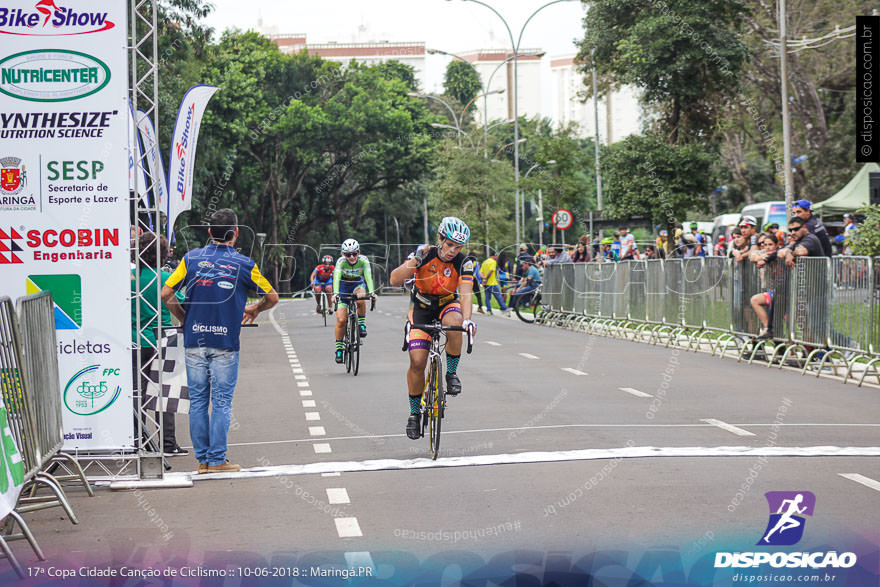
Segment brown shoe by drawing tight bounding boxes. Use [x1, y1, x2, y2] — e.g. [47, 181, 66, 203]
[197, 463, 208, 474]
[206, 461, 241, 473]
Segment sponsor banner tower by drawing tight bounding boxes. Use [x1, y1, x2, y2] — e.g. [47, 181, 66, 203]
[0, 0, 133, 450]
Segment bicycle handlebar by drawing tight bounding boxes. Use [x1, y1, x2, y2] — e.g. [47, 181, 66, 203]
[404, 321, 474, 354]
[337, 294, 376, 311]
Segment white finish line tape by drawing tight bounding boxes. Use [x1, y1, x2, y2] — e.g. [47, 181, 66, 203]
[178, 445, 880, 481]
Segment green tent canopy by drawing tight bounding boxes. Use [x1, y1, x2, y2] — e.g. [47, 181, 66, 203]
[813, 162, 880, 214]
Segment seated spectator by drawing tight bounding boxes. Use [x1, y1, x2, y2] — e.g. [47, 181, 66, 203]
[572, 242, 590, 262]
[750, 233, 782, 339]
[510, 258, 542, 309]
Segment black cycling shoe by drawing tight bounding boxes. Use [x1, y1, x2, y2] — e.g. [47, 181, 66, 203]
[445, 372, 462, 396]
[359, 324, 367, 338]
[335, 349, 344, 364]
[406, 414, 422, 439]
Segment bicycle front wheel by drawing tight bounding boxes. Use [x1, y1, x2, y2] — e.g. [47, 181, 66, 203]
[428, 358, 442, 460]
[322, 295, 328, 327]
[515, 295, 538, 323]
[352, 315, 361, 376]
[345, 315, 353, 373]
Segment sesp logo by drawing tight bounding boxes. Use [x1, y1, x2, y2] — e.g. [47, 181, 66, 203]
[758, 491, 816, 546]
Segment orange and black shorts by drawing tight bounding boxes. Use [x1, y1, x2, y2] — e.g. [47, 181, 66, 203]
[406, 295, 461, 351]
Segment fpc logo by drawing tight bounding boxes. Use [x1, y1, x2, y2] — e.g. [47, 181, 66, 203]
[759, 491, 816, 546]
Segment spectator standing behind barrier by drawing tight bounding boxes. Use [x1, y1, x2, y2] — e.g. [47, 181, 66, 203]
[161, 209, 279, 474]
[729, 228, 749, 262]
[545, 245, 571, 265]
[131, 232, 187, 457]
[479, 252, 508, 315]
[572, 242, 590, 262]
[619, 228, 635, 260]
[842, 214, 857, 255]
[792, 200, 832, 257]
[733, 217, 760, 262]
[468, 251, 485, 314]
[713, 235, 727, 256]
[751, 233, 783, 339]
[778, 216, 825, 265]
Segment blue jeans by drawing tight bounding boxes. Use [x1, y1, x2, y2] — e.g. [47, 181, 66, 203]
[483, 285, 507, 311]
[185, 347, 240, 466]
[510, 284, 538, 309]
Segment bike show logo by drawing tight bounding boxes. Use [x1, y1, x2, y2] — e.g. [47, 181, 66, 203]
[0, 49, 110, 102]
[0, 155, 36, 211]
[0, 1, 116, 36]
[63, 364, 121, 416]
[714, 491, 857, 570]
[26, 273, 81, 329]
[759, 491, 815, 546]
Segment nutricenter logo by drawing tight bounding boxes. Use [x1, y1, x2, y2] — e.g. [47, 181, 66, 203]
[0, 49, 110, 102]
[0, 1, 115, 36]
[714, 491, 857, 570]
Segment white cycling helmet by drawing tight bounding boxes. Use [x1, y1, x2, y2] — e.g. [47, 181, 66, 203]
[438, 217, 470, 244]
[341, 238, 360, 254]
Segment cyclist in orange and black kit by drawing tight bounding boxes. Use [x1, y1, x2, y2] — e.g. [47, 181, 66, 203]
[389, 217, 477, 440]
[310, 255, 335, 314]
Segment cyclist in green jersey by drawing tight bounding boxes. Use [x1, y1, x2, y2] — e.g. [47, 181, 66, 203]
[332, 238, 376, 363]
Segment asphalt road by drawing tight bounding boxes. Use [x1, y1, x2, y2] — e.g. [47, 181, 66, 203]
[11, 295, 880, 584]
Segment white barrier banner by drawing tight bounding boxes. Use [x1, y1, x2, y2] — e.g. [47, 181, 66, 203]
[0, 394, 25, 520]
[166, 84, 218, 238]
[0, 0, 133, 450]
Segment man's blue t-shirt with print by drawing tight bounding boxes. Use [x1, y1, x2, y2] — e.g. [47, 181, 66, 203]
[165, 243, 273, 351]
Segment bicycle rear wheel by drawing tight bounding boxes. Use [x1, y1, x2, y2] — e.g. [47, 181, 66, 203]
[428, 358, 442, 460]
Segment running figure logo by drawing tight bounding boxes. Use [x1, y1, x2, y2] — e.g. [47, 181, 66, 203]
[758, 491, 816, 546]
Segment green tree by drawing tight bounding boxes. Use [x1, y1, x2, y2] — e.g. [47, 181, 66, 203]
[848, 206, 880, 256]
[577, 0, 749, 143]
[431, 141, 514, 249]
[601, 133, 716, 246]
[443, 60, 482, 110]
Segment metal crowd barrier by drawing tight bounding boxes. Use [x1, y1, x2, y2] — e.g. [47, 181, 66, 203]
[541, 256, 880, 385]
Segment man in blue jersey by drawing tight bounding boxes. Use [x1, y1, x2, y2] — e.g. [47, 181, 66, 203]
[162, 209, 278, 474]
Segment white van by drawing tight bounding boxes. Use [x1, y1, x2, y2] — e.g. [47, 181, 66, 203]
[712, 213, 741, 245]
[740, 201, 789, 231]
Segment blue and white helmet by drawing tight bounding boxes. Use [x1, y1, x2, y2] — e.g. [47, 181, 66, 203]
[438, 217, 470, 244]
[341, 238, 359, 254]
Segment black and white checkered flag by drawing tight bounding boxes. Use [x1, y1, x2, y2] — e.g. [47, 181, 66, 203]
[145, 327, 190, 414]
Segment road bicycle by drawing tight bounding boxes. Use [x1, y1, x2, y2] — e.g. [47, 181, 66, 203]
[513, 282, 544, 324]
[315, 289, 332, 327]
[402, 320, 474, 459]
[338, 294, 375, 376]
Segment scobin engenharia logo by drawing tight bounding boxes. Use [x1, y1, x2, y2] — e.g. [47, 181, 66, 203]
[714, 491, 858, 570]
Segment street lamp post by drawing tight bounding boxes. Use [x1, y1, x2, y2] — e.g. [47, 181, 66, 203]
[451, 0, 577, 248]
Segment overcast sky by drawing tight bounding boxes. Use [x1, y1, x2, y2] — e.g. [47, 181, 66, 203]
[203, 0, 588, 100]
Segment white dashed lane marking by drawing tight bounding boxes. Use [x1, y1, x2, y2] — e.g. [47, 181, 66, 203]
[326, 488, 351, 504]
[700, 419, 756, 437]
[334, 517, 363, 538]
[309, 426, 326, 436]
[619, 387, 653, 398]
[305, 412, 321, 421]
[485, 341, 502, 346]
[562, 368, 587, 376]
[313, 443, 332, 454]
[300, 389, 312, 397]
[302, 400, 316, 408]
[519, 353, 539, 360]
[839, 473, 880, 493]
